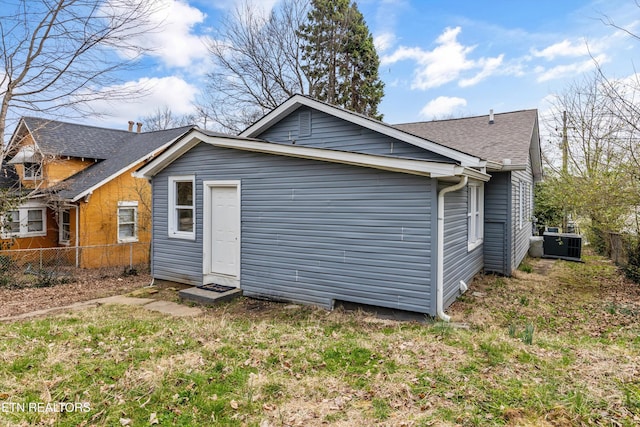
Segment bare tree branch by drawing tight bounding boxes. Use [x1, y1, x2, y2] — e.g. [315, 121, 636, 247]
[0, 0, 165, 163]
[199, 0, 311, 134]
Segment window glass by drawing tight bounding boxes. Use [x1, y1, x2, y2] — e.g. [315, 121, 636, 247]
[23, 163, 41, 179]
[60, 210, 71, 242]
[177, 209, 194, 232]
[27, 209, 43, 232]
[7, 210, 20, 233]
[117, 206, 137, 241]
[176, 181, 193, 206]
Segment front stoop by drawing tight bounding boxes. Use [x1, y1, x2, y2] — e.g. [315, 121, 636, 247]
[179, 287, 243, 306]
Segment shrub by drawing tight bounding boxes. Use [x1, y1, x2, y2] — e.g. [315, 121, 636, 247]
[623, 236, 640, 284]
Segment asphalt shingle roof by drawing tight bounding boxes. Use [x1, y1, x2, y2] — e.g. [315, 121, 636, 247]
[23, 117, 132, 160]
[15, 117, 194, 201]
[393, 109, 539, 166]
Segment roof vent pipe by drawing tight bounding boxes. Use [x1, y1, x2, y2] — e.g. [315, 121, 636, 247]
[136, 122, 142, 133]
[489, 109, 494, 124]
[128, 121, 134, 132]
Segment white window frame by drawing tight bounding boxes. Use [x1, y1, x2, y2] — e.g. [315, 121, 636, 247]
[467, 182, 484, 251]
[117, 201, 138, 243]
[1, 205, 47, 238]
[23, 162, 42, 180]
[168, 175, 196, 240]
[59, 209, 71, 245]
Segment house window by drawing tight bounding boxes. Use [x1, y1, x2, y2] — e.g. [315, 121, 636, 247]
[117, 201, 138, 243]
[59, 209, 71, 244]
[168, 176, 195, 239]
[518, 181, 524, 229]
[467, 182, 484, 251]
[7, 210, 20, 234]
[2, 207, 47, 237]
[23, 162, 42, 180]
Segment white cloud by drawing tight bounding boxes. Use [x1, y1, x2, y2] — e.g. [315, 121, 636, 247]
[374, 32, 397, 53]
[112, 0, 210, 69]
[536, 54, 608, 82]
[381, 27, 504, 90]
[419, 96, 467, 119]
[531, 39, 592, 60]
[86, 76, 200, 126]
[459, 55, 504, 87]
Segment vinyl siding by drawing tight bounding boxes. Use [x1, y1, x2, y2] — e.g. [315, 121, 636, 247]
[441, 183, 483, 308]
[511, 158, 534, 271]
[483, 172, 511, 275]
[152, 142, 436, 314]
[257, 107, 453, 162]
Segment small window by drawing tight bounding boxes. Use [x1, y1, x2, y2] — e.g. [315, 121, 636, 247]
[23, 162, 42, 180]
[518, 181, 524, 229]
[2, 207, 47, 237]
[467, 182, 484, 251]
[117, 202, 138, 243]
[59, 209, 71, 244]
[169, 176, 195, 239]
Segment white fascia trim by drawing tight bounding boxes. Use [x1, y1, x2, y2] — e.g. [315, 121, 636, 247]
[71, 134, 188, 202]
[239, 95, 484, 167]
[201, 132, 490, 181]
[494, 163, 528, 172]
[135, 129, 491, 182]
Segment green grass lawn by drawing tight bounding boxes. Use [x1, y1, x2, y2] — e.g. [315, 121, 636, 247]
[0, 254, 639, 426]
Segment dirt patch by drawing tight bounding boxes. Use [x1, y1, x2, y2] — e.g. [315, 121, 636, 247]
[449, 254, 640, 337]
[0, 272, 151, 318]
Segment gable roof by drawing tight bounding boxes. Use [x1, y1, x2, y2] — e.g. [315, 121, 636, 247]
[393, 109, 541, 172]
[13, 117, 134, 160]
[239, 94, 485, 168]
[8, 117, 194, 202]
[135, 128, 490, 182]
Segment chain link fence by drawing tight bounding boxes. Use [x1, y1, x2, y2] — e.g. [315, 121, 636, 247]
[0, 242, 149, 289]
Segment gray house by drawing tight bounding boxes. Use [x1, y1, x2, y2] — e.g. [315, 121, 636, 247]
[135, 95, 542, 320]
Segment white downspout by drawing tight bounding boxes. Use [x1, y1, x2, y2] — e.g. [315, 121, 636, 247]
[437, 176, 468, 322]
[75, 205, 80, 268]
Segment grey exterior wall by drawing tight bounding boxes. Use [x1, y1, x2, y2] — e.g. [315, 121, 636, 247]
[152, 142, 438, 314]
[511, 157, 534, 272]
[441, 183, 484, 308]
[484, 172, 512, 275]
[257, 107, 453, 162]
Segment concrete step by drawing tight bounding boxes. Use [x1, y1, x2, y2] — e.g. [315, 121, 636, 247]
[179, 286, 243, 306]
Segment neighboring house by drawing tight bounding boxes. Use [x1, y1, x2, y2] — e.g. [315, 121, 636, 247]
[135, 95, 542, 319]
[1, 117, 193, 267]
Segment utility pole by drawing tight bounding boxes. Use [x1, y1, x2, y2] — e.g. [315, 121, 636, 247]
[561, 110, 568, 232]
[562, 111, 568, 175]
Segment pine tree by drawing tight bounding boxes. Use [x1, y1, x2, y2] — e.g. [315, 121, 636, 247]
[299, 0, 384, 119]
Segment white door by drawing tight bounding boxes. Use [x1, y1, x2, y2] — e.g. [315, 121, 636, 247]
[203, 181, 240, 286]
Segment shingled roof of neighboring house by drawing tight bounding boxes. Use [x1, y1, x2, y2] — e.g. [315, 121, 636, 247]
[55, 125, 194, 201]
[9, 117, 194, 202]
[18, 117, 134, 160]
[393, 109, 539, 167]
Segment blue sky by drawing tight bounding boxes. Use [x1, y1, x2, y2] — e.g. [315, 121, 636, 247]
[64, 0, 640, 132]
